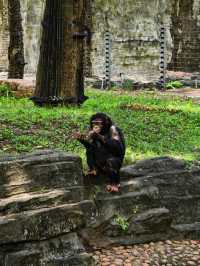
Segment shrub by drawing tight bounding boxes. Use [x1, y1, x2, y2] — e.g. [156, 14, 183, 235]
[114, 214, 129, 231]
[0, 84, 13, 97]
[122, 79, 134, 91]
[165, 81, 183, 90]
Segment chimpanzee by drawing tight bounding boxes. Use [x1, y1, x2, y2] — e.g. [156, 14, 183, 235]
[74, 113, 125, 192]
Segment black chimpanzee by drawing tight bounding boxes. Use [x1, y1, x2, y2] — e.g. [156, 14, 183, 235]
[74, 113, 125, 192]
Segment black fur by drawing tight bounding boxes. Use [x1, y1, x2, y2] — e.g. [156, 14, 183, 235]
[80, 113, 125, 185]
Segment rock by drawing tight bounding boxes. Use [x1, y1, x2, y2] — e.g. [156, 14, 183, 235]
[113, 258, 124, 265]
[128, 208, 172, 234]
[1, 151, 200, 265]
[172, 222, 200, 239]
[4, 250, 40, 266]
[0, 151, 95, 265]
[96, 186, 159, 217]
[0, 189, 79, 216]
[83, 154, 200, 247]
[48, 253, 95, 266]
[0, 150, 83, 197]
[165, 240, 172, 244]
[0, 199, 96, 244]
[120, 156, 186, 179]
[1, 233, 94, 265]
[0, 203, 84, 244]
[187, 261, 196, 266]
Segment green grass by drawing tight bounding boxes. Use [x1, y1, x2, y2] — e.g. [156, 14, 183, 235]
[0, 89, 200, 168]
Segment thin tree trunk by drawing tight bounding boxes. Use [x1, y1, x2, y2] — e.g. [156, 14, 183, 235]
[33, 0, 88, 106]
[7, 0, 25, 79]
[168, 0, 200, 72]
[83, 0, 92, 77]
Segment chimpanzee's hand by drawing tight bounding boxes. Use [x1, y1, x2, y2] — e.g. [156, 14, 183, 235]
[72, 132, 87, 140]
[93, 125, 101, 134]
[88, 130, 95, 138]
[91, 132, 105, 143]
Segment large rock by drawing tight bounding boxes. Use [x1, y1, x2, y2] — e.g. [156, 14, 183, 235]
[1, 150, 200, 265]
[81, 157, 200, 247]
[1, 233, 94, 266]
[0, 150, 95, 266]
[0, 201, 95, 244]
[120, 156, 187, 178]
[0, 150, 83, 197]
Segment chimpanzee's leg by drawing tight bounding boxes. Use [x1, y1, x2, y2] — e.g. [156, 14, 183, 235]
[79, 140, 96, 170]
[103, 157, 122, 185]
[85, 144, 97, 172]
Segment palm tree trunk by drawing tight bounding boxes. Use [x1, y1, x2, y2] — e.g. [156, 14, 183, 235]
[33, 0, 88, 106]
[7, 0, 25, 79]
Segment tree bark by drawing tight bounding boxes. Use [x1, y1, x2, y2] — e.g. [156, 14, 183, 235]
[7, 0, 25, 79]
[33, 0, 88, 106]
[83, 0, 92, 77]
[168, 0, 200, 72]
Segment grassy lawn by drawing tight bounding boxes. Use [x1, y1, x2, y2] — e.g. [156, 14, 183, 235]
[0, 88, 200, 168]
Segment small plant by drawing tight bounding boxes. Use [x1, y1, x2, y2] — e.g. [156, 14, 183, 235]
[165, 80, 183, 90]
[0, 128, 14, 140]
[0, 84, 13, 97]
[122, 79, 134, 91]
[90, 185, 101, 201]
[114, 214, 129, 231]
[94, 185, 101, 194]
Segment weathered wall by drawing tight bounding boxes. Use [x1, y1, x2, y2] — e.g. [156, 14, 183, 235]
[0, 0, 200, 81]
[0, 0, 8, 71]
[20, 0, 44, 73]
[0, 0, 44, 74]
[91, 0, 172, 82]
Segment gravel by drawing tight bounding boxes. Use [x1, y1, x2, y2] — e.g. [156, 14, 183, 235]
[91, 240, 200, 266]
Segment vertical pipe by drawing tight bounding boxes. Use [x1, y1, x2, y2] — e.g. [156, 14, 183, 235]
[159, 25, 166, 89]
[104, 31, 111, 88]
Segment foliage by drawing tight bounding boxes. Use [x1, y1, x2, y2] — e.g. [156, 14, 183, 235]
[165, 80, 183, 90]
[114, 214, 129, 231]
[0, 89, 200, 166]
[94, 185, 101, 194]
[122, 79, 134, 91]
[0, 84, 13, 97]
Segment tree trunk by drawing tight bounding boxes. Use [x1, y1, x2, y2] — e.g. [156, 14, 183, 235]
[33, 0, 88, 106]
[168, 0, 200, 72]
[83, 0, 92, 77]
[7, 0, 25, 79]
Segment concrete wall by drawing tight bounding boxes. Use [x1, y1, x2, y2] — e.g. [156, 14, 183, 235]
[0, 0, 200, 82]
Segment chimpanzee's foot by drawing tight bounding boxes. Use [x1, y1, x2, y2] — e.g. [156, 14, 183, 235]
[86, 169, 97, 176]
[105, 184, 120, 193]
[105, 184, 112, 192]
[110, 184, 121, 193]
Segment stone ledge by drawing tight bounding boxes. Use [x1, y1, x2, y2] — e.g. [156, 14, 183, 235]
[0, 150, 200, 265]
[0, 79, 34, 98]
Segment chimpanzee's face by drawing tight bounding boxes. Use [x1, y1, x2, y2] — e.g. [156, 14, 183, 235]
[92, 119, 103, 133]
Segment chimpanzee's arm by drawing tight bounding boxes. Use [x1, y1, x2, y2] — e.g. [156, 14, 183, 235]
[74, 131, 93, 149]
[105, 126, 125, 157]
[94, 126, 124, 157]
